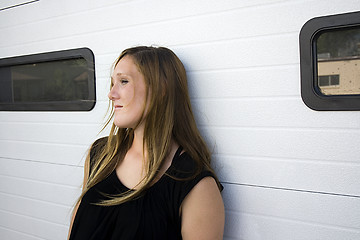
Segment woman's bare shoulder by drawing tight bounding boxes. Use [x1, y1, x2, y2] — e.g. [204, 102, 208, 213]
[180, 176, 225, 240]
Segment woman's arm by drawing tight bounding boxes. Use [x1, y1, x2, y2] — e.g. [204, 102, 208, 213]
[181, 177, 225, 240]
[67, 149, 91, 239]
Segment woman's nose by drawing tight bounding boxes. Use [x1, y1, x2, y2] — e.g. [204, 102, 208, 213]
[108, 86, 119, 100]
[108, 91, 113, 100]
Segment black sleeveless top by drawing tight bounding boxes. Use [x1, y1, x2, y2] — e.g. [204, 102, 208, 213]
[69, 138, 218, 240]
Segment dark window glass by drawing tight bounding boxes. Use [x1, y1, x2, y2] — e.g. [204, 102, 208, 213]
[319, 76, 330, 86]
[331, 75, 340, 85]
[0, 48, 95, 111]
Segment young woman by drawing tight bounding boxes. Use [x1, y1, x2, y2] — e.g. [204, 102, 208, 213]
[69, 46, 224, 239]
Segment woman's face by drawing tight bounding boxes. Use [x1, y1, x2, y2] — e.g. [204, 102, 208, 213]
[108, 55, 148, 129]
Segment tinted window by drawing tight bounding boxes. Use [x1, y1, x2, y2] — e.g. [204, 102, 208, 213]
[0, 48, 95, 111]
[300, 11, 360, 111]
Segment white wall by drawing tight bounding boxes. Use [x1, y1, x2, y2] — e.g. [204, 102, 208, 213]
[0, 0, 359, 239]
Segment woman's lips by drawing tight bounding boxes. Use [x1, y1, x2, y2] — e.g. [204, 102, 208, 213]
[114, 105, 123, 110]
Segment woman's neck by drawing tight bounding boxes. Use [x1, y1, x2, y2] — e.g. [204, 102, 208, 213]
[130, 124, 146, 158]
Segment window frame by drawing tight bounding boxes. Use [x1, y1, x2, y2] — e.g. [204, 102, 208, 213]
[299, 11, 360, 111]
[0, 47, 96, 111]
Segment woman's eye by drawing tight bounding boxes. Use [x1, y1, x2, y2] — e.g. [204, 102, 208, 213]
[120, 79, 129, 85]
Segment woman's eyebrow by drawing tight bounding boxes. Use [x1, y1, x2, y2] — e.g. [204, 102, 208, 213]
[115, 72, 131, 78]
[111, 73, 130, 82]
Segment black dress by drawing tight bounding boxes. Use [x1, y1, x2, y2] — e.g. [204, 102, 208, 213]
[69, 138, 218, 240]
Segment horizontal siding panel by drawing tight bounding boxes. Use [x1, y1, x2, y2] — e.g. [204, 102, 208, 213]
[2, 1, 359, 60]
[0, 192, 71, 225]
[0, 122, 100, 146]
[0, 209, 67, 240]
[0, 158, 83, 187]
[193, 99, 360, 129]
[224, 210, 360, 240]
[0, 140, 88, 165]
[0, 175, 81, 206]
[0, 1, 359, 60]
[215, 155, 360, 197]
[0, 0, 90, 29]
[203, 127, 360, 163]
[0, 101, 108, 124]
[222, 184, 360, 230]
[0, 226, 43, 240]
[175, 34, 299, 72]
[0, 0, 287, 48]
[1, 0, 359, 51]
[187, 65, 300, 98]
[0, 0, 30, 10]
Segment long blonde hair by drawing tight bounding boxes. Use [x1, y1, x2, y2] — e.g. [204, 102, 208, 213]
[79, 46, 220, 206]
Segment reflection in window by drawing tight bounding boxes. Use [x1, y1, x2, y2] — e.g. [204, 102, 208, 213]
[0, 48, 95, 111]
[7, 59, 89, 102]
[318, 75, 339, 87]
[316, 28, 360, 95]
